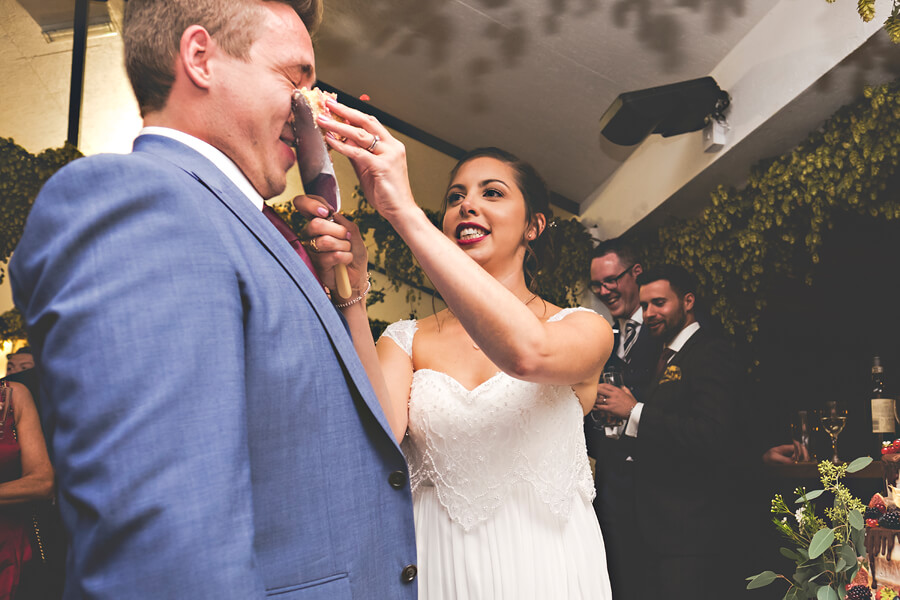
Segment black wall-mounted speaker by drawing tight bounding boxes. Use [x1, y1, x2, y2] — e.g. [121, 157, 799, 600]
[599, 77, 730, 146]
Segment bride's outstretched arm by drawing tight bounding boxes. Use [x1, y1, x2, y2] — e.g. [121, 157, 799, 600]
[316, 103, 612, 389]
[296, 201, 410, 443]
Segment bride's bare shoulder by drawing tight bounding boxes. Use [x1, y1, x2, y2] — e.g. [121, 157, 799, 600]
[414, 311, 447, 337]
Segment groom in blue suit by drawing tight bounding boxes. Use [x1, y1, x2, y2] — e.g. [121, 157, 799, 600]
[10, 0, 417, 598]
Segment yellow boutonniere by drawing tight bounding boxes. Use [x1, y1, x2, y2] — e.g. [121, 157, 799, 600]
[659, 365, 682, 384]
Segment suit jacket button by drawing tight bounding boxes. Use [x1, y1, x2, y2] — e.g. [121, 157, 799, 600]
[388, 471, 406, 489]
[401, 564, 417, 583]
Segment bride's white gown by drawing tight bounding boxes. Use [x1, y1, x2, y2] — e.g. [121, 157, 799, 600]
[382, 308, 613, 600]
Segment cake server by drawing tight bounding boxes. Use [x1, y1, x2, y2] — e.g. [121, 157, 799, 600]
[291, 89, 353, 300]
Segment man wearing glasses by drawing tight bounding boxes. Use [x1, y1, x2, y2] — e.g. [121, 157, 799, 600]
[585, 238, 661, 600]
[588, 238, 662, 410]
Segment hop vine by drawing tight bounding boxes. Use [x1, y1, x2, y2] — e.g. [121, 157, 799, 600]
[858, 0, 876, 22]
[830, 0, 900, 42]
[633, 80, 900, 348]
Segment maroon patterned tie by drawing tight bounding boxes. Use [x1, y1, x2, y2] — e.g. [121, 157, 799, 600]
[653, 347, 676, 379]
[261, 204, 320, 284]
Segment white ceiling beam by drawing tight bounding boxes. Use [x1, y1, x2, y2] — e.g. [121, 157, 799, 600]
[580, 0, 890, 238]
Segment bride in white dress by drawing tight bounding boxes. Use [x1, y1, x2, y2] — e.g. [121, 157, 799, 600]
[298, 103, 614, 599]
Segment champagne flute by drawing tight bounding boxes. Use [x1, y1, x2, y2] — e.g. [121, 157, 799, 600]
[820, 401, 847, 464]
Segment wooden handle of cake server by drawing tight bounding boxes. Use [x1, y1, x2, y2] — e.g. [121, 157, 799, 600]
[334, 264, 353, 300]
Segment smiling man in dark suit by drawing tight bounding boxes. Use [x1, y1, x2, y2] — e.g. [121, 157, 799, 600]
[584, 239, 661, 600]
[592, 264, 745, 598]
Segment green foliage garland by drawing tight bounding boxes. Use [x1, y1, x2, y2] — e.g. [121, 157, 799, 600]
[636, 79, 900, 343]
[538, 217, 595, 308]
[0, 308, 26, 344]
[1, 137, 82, 285]
[346, 192, 443, 308]
[0, 137, 82, 345]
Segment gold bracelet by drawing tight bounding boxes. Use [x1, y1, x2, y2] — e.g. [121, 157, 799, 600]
[333, 276, 371, 309]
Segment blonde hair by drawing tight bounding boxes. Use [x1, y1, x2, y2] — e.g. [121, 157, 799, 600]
[123, 0, 323, 116]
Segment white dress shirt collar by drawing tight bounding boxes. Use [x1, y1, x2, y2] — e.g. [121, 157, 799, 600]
[618, 305, 643, 329]
[666, 321, 701, 354]
[139, 127, 264, 211]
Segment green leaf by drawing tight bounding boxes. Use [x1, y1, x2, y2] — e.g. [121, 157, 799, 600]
[797, 490, 825, 503]
[808, 528, 836, 559]
[846, 456, 873, 473]
[809, 569, 828, 583]
[746, 570, 778, 589]
[817, 586, 839, 600]
[795, 564, 823, 585]
[851, 525, 866, 554]
[848, 509, 864, 531]
[780, 547, 799, 561]
[840, 542, 858, 571]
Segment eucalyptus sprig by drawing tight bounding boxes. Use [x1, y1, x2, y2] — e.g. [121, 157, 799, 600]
[747, 456, 872, 600]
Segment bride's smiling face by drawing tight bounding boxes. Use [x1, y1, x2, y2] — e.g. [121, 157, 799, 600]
[442, 157, 539, 266]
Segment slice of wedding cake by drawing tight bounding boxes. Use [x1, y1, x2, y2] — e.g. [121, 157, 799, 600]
[866, 491, 900, 592]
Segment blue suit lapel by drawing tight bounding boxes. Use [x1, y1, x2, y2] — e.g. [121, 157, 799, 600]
[133, 135, 399, 446]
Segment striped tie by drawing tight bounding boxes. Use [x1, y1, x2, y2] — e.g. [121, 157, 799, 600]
[622, 319, 638, 358]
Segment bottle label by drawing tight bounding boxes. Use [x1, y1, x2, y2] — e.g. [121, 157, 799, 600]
[872, 397, 896, 433]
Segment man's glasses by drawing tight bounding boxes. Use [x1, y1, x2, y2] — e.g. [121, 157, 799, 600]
[589, 264, 635, 294]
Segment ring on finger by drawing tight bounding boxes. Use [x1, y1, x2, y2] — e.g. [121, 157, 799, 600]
[365, 134, 380, 153]
[302, 237, 320, 253]
[600, 397, 607, 405]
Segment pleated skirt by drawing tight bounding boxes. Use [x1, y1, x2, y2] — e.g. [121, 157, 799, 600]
[412, 483, 613, 600]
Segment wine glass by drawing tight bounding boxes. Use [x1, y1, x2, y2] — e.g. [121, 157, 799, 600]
[820, 401, 847, 464]
[789, 410, 815, 462]
[590, 368, 625, 428]
[602, 369, 624, 388]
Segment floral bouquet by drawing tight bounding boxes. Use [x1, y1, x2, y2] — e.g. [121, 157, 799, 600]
[747, 457, 877, 600]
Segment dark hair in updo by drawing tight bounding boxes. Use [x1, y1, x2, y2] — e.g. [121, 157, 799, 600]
[442, 147, 554, 292]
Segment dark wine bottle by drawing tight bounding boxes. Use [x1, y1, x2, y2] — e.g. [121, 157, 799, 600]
[871, 356, 895, 454]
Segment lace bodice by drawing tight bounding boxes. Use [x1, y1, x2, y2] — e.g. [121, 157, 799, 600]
[381, 307, 597, 531]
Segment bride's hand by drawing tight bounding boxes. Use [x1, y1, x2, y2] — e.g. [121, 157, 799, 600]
[293, 194, 369, 294]
[315, 100, 418, 224]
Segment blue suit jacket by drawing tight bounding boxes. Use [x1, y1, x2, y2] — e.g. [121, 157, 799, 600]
[10, 135, 417, 599]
